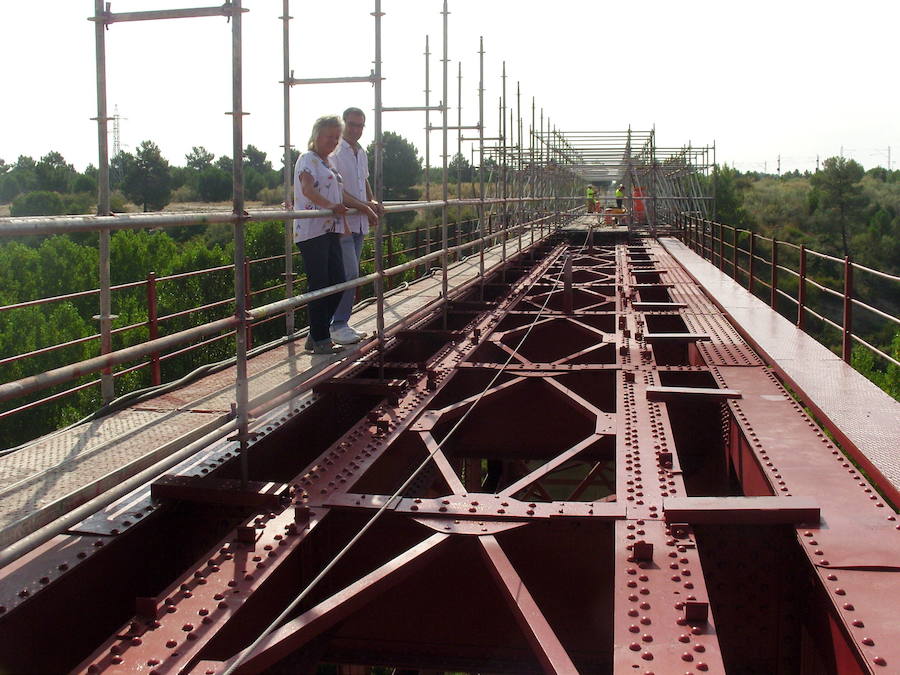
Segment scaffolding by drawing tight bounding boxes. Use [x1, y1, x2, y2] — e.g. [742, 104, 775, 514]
[0, 0, 584, 487]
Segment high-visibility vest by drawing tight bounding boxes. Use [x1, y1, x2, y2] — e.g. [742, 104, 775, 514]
[615, 186, 624, 199]
[586, 187, 596, 198]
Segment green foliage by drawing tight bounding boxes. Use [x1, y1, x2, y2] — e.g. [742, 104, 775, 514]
[0, 173, 21, 203]
[185, 146, 215, 171]
[73, 173, 97, 195]
[257, 187, 284, 205]
[62, 192, 96, 215]
[198, 167, 231, 202]
[809, 157, 866, 256]
[367, 131, 422, 201]
[34, 151, 77, 193]
[123, 141, 172, 212]
[10, 190, 65, 216]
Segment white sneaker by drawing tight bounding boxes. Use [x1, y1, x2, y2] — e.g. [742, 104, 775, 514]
[330, 325, 362, 345]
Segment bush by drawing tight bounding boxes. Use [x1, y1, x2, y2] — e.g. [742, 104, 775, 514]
[10, 190, 65, 216]
[171, 184, 200, 202]
[62, 192, 96, 215]
[257, 187, 284, 205]
[72, 174, 97, 195]
[110, 190, 129, 213]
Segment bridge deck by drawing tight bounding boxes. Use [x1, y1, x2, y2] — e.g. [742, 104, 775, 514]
[0, 232, 540, 551]
[660, 236, 900, 504]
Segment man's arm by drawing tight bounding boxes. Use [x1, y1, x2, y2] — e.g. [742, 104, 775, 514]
[342, 189, 378, 227]
[365, 179, 384, 215]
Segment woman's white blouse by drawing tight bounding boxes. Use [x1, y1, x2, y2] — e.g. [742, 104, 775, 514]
[293, 151, 344, 243]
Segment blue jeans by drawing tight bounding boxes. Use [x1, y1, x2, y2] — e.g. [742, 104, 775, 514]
[331, 231, 365, 329]
[297, 233, 345, 342]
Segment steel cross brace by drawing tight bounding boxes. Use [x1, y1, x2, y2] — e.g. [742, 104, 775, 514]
[73, 243, 568, 674]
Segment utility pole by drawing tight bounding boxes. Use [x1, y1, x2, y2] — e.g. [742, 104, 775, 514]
[777, 154, 781, 176]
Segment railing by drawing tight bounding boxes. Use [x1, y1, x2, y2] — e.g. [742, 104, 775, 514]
[0, 197, 571, 447]
[674, 214, 900, 371]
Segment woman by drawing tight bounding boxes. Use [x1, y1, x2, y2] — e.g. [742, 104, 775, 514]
[293, 115, 350, 354]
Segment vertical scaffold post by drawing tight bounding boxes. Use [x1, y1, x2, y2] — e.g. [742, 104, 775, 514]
[230, 0, 251, 487]
[281, 0, 295, 338]
[440, 0, 449, 316]
[501, 63, 507, 264]
[563, 254, 573, 315]
[797, 244, 807, 329]
[93, 0, 115, 404]
[424, 35, 432, 260]
[842, 255, 853, 363]
[478, 36, 485, 283]
[374, 0, 386, 376]
[516, 81, 522, 254]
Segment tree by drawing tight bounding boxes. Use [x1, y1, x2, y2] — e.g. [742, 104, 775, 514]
[367, 132, 422, 202]
[810, 156, 866, 256]
[215, 155, 233, 174]
[34, 151, 76, 193]
[0, 174, 21, 203]
[198, 166, 231, 202]
[185, 146, 215, 171]
[449, 152, 474, 182]
[110, 151, 134, 191]
[243, 145, 272, 174]
[123, 140, 172, 211]
[713, 164, 747, 227]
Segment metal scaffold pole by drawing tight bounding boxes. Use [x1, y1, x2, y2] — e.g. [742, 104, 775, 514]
[501, 62, 507, 263]
[441, 0, 449, 314]
[281, 0, 294, 338]
[92, 0, 115, 405]
[478, 36, 485, 281]
[373, 0, 386, 377]
[230, 0, 251, 487]
[424, 36, 432, 258]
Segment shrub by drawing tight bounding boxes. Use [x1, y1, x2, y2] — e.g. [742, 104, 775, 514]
[257, 187, 284, 205]
[62, 192, 96, 215]
[10, 190, 65, 216]
[171, 184, 200, 202]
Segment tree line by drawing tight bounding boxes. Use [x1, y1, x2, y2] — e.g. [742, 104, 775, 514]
[711, 159, 899, 396]
[0, 132, 428, 216]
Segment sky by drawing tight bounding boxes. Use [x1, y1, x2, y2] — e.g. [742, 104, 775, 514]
[1, 0, 897, 176]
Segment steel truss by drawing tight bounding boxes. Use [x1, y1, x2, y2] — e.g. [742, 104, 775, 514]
[2, 231, 897, 674]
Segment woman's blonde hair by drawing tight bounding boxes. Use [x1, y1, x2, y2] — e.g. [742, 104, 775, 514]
[307, 115, 343, 151]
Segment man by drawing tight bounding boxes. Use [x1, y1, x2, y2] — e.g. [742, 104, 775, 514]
[329, 107, 382, 345]
[615, 183, 625, 209]
[585, 184, 596, 213]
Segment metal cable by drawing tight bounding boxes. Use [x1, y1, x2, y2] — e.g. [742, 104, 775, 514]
[222, 230, 581, 675]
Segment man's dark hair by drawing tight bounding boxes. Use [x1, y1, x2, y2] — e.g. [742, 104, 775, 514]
[342, 107, 366, 122]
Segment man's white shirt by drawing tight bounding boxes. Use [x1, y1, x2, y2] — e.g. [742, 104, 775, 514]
[330, 138, 370, 234]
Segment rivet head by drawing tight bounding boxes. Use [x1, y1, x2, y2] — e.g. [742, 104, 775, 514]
[862, 638, 875, 646]
[873, 657, 887, 666]
[681, 653, 693, 662]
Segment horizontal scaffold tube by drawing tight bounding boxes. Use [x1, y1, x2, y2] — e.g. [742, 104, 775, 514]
[0, 197, 570, 237]
[0, 212, 561, 404]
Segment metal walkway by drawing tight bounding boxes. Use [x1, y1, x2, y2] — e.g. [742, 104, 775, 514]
[660, 236, 900, 505]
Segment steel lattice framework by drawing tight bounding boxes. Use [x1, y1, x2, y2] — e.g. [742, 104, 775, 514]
[2, 229, 896, 674]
